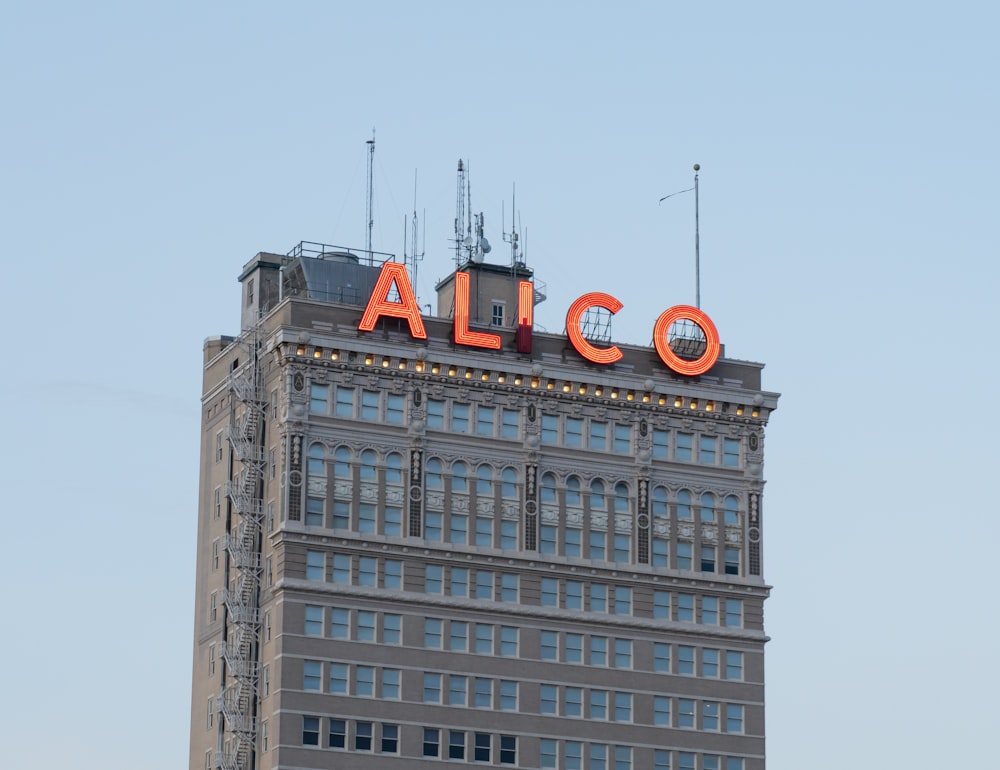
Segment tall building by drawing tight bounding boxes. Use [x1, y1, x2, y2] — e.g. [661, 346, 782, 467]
[189, 239, 779, 770]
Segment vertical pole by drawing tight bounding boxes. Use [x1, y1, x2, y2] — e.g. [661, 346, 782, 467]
[694, 163, 701, 309]
[366, 130, 375, 264]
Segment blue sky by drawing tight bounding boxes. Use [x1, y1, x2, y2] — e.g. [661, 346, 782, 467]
[2, 2, 998, 768]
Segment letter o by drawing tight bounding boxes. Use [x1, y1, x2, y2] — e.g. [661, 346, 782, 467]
[652, 305, 720, 376]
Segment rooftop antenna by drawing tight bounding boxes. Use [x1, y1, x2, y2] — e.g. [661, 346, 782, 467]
[454, 159, 467, 268]
[502, 183, 522, 268]
[404, 170, 425, 301]
[659, 163, 702, 308]
[365, 129, 375, 264]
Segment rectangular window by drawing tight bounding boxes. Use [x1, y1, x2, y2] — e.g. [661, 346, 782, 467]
[613, 533, 630, 563]
[449, 731, 467, 760]
[358, 556, 377, 586]
[305, 551, 324, 581]
[566, 633, 583, 663]
[725, 598, 743, 627]
[474, 677, 492, 708]
[500, 626, 519, 657]
[382, 668, 401, 699]
[474, 732, 491, 762]
[727, 760, 744, 770]
[215, 431, 223, 462]
[700, 435, 717, 463]
[590, 689, 608, 720]
[614, 745, 632, 770]
[477, 405, 495, 436]
[500, 735, 516, 765]
[386, 394, 405, 424]
[213, 487, 221, 519]
[332, 500, 349, 530]
[654, 750, 671, 770]
[564, 686, 583, 717]
[332, 553, 350, 583]
[565, 741, 583, 770]
[427, 399, 444, 429]
[452, 403, 470, 432]
[676, 593, 694, 622]
[384, 559, 402, 589]
[501, 573, 519, 602]
[652, 428, 669, 458]
[589, 530, 606, 560]
[614, 692, 632, 722]
[676, 432, 692, 461]
[305, 497, 324, 527]
[358, 502, 376, 533]
[383, 613, 401, 644]
[541, 577, 558, 606]
[566, 417, 583, 447]
[654, 695, 670, 725]
[590, 583, 608, 613]
[703, 701, 720, 730]
[330, 607, 349, 639]
[451, 567, 469, 597]
[499, 680, 518, 711]
[450, 620, 469, 652]
[540, 739, 557, 769]
[653, 590, 670, 619]
[677, 645, 695, 675]
[653, 642, 670, 672]
[614, 638, 632, 669]
[356, 665, 375, 697]
[541, 630, 558, 660]
[704, 758, 720, 770]
[613, 423, 631, 453]
[541, 414, 558, 444]
[381, 723, 399, 753]
[475, 623, 493, 654]
[676, 542, 692, 571]
[304, 605, 323, 636]
[361, 390, 379, 420]
[678, 699, 696, 728]
[723, 438, 740, 466]
[726, 651, 744, 680]
[725, 547, 740, 575]
[590, 636, 608, 666]
[357, 610, 376, 641]
[565, 527, 581, 557]
[475, 569, 494, 600]
[329, 663, 348, 693]
[540, 524, 557, 554]
[613, 586, 632, 615]
[329, 718, 346, 749]
[424, 618, 443, 648]
[565, 580, 583, 609]
[590, 744, 608, 770]
[590, 420, 607, 450]
[540, 684, 557, 714]
[703, 648, 720, 677]
[423, 672, 442, 703]
[335, 386, 354, 417]
[701, 545, 716, 573]
[492, 301, 505, 326]
[425, 564, 443, 594]
[309, 384, 328, 413]
[302, 716, 319, 746]
[449, 511, 468, 544]
[679, 753, 696, 770]
[501, 520, 518, 549]
[703, 596, 719, 625]
[449, 675, 468, 706]
[727, 704, 745, 733]
[423, 728, 440, 758]
[303, 660, 321, 690]
[501, 408, 520, 439]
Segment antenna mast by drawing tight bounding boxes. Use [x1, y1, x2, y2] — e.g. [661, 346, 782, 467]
[365, 129, 375, 262]
[694, 163, 701, 308]
[404, 170, 425, 301]
[503, 184, 521, 267]
[454, 159, 467, 268]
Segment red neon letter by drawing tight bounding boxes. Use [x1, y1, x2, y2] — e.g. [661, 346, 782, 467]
[652, 305, 721, 376]
[358, 262, 427, 339]
[453, 272, 502, 349]
[566, 292, 624, 364]
[515, 280, 534, 354]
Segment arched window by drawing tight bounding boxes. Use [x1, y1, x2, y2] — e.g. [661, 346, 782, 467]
[589, 479, 606, 510]
[564, 476, 583, 558]
[723, 495, 739, 526]
[501, 468, 517, 499]
[677, 490, 692, 520]
[612, 482, 631, 563]
[699, 492, 716, 523]
[589, 479, 608, 561]
[306, 444, 325, 527]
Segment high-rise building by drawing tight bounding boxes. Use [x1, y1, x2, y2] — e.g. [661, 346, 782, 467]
[189, 239, 779, 770]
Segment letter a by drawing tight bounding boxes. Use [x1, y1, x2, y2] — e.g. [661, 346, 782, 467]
[358, 262, 427, 339]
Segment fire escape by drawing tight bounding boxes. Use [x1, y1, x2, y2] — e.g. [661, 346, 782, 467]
[218, 330, 267, 770]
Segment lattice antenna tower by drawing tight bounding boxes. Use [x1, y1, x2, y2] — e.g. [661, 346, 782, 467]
[403, 170, 426, 305]
[453, 159, 467, 268]
[365, 129, 375, 263]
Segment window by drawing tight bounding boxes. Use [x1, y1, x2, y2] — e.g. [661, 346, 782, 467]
[590, 420, 607, 450]
[449, 731, 467, 760]
[541, 630, 558, 660]
[501, 408, 520, 439]
[424, 727, 441, 757]
[304, 605, 323, 636]
[540, 739, 557, 768]
[386, 394, 404, 424]
[727, 760, 745, 770]
[703, 648, 720, 677]
[358, 557, 377, 586]
[566, 633, 583, 663]
[677, 593, 694, 622]
[676, 432, 692, 461]
[425, 564, 443, 594]
[424, 618, 443, 648]
[450, 620, 469, 652]
[704, 757, 719, 770]
[703, 701, 720, 730]
[679, 753, 696, 770]
[477, 406, 495, 436]
[381, 723, 399, 753]
[475, 623, 493, 654]
[613, 423, 631, 453]
[700, 435, 717, 463]
[727, 703, 745, 733]
[360, 390, 379, 421]
[614, 692, 632, 722]
[589, 530, 606, 561]
[452, 403, 470, 432]
[614, 746, 632, 770]
[382, 668, 401, 699]
[652, 428, 669, 458]
[499, 735, 516, 764]
[703, 596, 719, 625]
[677, 541, 692, 571]
[723, 495, 739, 525]
[565, 686, 583, 717]
[449, 675, 468, 706]
[492, 301, 505, 326]
[590, 636, 608, 666]
[541, 414, 558, 444]
[653, 590, 670, 619]
[653, 642, 670, 672]
[357, 611, 376, 642]
[355, 721, 373, 751]
[303, 660, 321, 691]
[725, 598, 743, 627]
[213, 487, 221, 519]
[654, 750, 671, 770]
[501, 573, 518, 602]
[451, 567, 469, 597]
[501, 519, 518, 550]
[474, 732, 491, 762]
[423, 673, 442, 703]
[330, 608, 349, 639]
[329, 663, 348, 693]
[423, 728, 441, 757]
[614, 638, 632, 668]
[678, 645, 695, 675]
[302, 716, 319, 746]
[723, 438, 740, 466]
[566, 741, 583, 770]
[613, 586, 632, 615]
[541, 577, 558, 607]
[566, 417, 583, 447]
[540, 684, 557, 714]
[613, 533, 630, 564]
[335, 386, 353, 417]
[500, 626, 519, 656]
[384, 559, 402, 589]
[476, 569, 494, 599]
[215, 431, 223, 462]
[329, 718, 346, 749]
[726, 651, 744, 680]
[566, 580, 583, 609]
[678, 699, 695, 728]
[427, 399, 444, 429]
[474, 677, 492, 708]
[262, 665, 270, 696]
[590, 743, 608, 770]
[725, 547, 740, 576]
[654, 696, 670, 725]
[590, 689, 608, 720]
[305, 551, 324, 581]
[332, 553, 350, 583]
[383, 613, 401, 644]
[499, 680, 518, 711]
[700, 491, 716, 523]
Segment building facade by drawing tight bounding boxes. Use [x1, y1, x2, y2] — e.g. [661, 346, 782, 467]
[189, 242, 779, 770]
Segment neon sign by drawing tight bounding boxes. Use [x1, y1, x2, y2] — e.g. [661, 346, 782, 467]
[358, 262, 720, 376]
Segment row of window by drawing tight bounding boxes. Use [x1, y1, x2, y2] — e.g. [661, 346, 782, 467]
[300, 554, 744, 628]
[539, 741, 746, 770]
[302, 717, 401, 754]
[309, 385, 406, 424]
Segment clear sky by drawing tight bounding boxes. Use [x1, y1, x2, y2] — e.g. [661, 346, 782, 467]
[2, 2, 997, 768]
